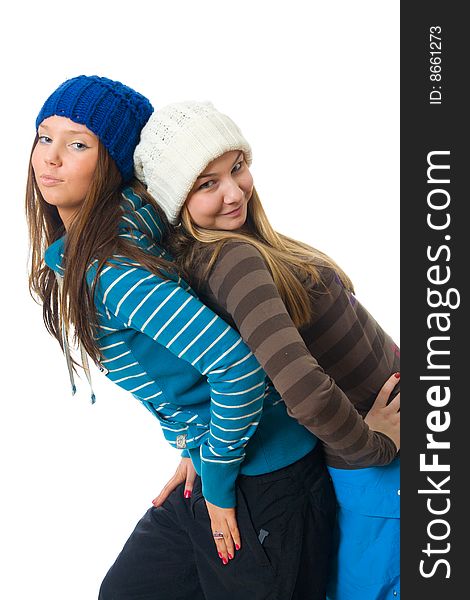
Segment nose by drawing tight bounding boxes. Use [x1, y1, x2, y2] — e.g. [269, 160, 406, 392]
[43, 143, 61, 167]
[222, 179, 244, 204]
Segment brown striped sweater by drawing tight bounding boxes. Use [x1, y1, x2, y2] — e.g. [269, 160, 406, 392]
[188, 240, 400, 469]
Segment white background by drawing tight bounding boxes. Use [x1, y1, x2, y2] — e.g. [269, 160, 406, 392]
[1, 1, 399, 598]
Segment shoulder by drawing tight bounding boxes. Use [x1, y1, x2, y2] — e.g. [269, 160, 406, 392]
[190, 238, 261, 262]
[213, 239, 267, 276]
[188, 238, 267, 288]
[208, 240, 269, 284]
[218, 239, 264, 260]
[87, 253, 137, 280]
[205, 240, 275, 304]
[87, 252, 175, 298]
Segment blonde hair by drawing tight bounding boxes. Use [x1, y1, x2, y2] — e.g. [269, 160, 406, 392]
[173, 187, 354, 328]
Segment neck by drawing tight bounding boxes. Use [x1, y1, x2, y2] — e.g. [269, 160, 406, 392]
[58, 207, 78, 231]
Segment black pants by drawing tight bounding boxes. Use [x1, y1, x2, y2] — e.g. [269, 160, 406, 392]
[99, 445, 336, 600]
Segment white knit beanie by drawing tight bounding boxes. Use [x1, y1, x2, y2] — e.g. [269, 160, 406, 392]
[133, 101, 252, 224]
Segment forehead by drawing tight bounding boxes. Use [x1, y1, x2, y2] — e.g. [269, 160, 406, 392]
[201, 150, 242, 173]
[38, 115, 97, 138]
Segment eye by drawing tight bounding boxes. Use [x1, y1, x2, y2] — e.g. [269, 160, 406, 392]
[70, 142, 89, 151]
[232, 160, 243, 174]
[198, 179, 215, 190]
[38, 135, 52, 144]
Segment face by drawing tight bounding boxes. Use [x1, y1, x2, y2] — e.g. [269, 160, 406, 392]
[185, 151, 253, 230]
[32, 116, 99, 227]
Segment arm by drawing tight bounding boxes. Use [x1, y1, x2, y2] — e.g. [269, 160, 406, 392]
[92, 259, 265, 507]
[203, 241, 397, 467]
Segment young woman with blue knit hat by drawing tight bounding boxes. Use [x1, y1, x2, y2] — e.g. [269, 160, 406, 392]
[27, 76, 341, 599]
[134, 101, 401, 600]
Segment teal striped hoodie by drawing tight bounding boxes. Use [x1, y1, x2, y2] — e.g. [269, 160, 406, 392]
[44, 187, 316, 507]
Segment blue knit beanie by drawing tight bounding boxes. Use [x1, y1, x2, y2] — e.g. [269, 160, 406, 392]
[35, 75, 154, 182]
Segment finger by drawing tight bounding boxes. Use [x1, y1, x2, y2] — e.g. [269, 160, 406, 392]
[393, 421, 400, 449]
[224, 526, 235, 561]
[213, 532, 229, 564]
[228, 520, 241, 553]
[184, 469, 197, 499]
[152, 486, 171, 507]
[384, 392, 400, 414]
[373, 373, 400, 409]
[152, 476, 180, 507]
[152, 489, 171, 507]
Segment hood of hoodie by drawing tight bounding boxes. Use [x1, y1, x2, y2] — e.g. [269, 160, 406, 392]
[44, 186, 168, 273]
[43, 186, 170, 403]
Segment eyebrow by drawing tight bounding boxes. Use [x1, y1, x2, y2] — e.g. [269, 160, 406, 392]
[196, 152, 243, 179]
[39, 124, 95, 136]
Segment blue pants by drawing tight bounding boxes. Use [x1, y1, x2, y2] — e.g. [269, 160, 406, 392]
[327, 458, 400, 600]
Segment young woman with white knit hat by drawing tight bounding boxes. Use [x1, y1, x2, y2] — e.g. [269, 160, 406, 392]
[134, 101, 401, 600]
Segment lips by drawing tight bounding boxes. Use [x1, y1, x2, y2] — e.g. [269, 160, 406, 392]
[223, 206, 242, 216]
[39, 175, 64, 186]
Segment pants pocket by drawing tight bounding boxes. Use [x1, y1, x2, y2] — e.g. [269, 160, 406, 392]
[235, 484, 276, 575]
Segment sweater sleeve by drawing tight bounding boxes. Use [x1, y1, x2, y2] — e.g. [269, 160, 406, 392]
[92, 259, 266, 507]
[203, 241, 397, 468]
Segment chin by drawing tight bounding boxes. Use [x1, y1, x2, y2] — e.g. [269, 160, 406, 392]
[221, 211, 248, 231]
[225, 221, 244, 232]
[226, 221, 244, 231]
[40, 192, 62, 207]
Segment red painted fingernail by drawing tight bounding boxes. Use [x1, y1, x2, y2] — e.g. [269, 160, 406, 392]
[184, 490, 192, 499]
[228, 553, 233, 560]
[394, 372, 400, 378]
[235, 544, 240, 550]
[222, 557, 228, 565]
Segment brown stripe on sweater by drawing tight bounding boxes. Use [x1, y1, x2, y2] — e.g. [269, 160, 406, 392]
[245, 313, 302, 350]
[229, 285, 286, 328]
[212, 242, 268, 286]
[264, 342, 317, 381]
[237, 299, 294, 339]
[344, 347, 400, 412]
[317, 312, 387, 386]
[302, 290, 350, 344]
[335, 332, 386, 391]
[216, 255, 265, 306]
[311, 295, 368, 353]
[307, 401, 368, 448]
[188, 239, 399, 469]
[291, 386, 354, 431]
[284, 375, 349, 426]
[320, 411, 391, 463]
[317, 315, 369, 371]
[250, 335, 315, 377]
[372, 325, 386, 361]
[286, 383, 344, 425]
[325, 431, 396, 469]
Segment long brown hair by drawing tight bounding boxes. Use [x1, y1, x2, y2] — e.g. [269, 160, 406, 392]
[171, 187, 354, 328]
[26, 137, 176, 364]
